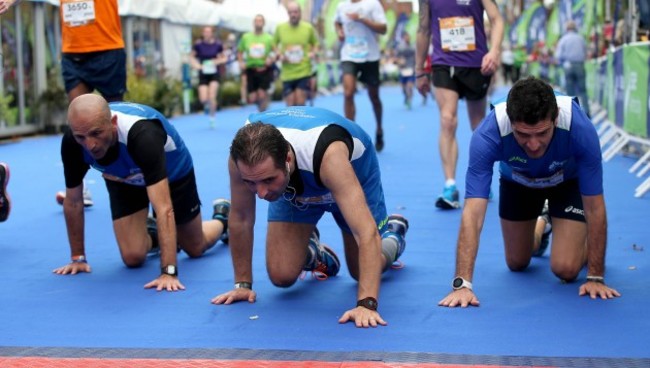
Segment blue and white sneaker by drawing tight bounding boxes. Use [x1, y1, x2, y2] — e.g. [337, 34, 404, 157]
[212, 198, 230, 244]
[387, 214, 409, 262]
[304, 227, 340, 279]
[436, 184, 460, 209]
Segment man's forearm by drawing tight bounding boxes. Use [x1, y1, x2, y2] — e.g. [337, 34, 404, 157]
[63, 201, 86, 257]
[585, 199, 608, 276]
[454, 199, 487, 280]
[229, 223, 255, 283]
[415, 31, 430, 73]
[156, 211, 178, 267]
[415, 1, 431, 73]
[454, 223, 481, 280]
[356, 235, 382, 300]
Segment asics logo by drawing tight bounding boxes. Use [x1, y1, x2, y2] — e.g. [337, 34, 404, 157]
[509, 156, 527, 163]
[564, 206, 584, 216]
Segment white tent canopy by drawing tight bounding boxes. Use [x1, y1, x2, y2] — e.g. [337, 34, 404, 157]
[118, 0, 222, 26]
[216, 0, 288, 33]
[116, 0, 287, 32]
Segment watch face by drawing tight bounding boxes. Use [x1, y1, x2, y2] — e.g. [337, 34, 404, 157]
[163, 265, 177, 276]
[453, 277, 464, 288]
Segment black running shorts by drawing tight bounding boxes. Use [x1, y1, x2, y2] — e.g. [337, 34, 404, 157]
[431, 65, 491, 100]
[499, 178, 586, 223]
[105, 169, 201, 224]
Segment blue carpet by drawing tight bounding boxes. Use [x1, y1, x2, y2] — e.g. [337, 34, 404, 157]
[0, 85, 648, 362]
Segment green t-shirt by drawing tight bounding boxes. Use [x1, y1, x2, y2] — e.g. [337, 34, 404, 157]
[238, 32, 274, 68]
[273, 21, 318, 81]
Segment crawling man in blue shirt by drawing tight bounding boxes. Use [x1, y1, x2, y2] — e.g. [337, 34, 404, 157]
[439, 77, 620, 308]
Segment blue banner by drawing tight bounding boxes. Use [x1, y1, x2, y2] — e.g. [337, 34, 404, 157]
[392, 12, 409, 48]
[558, 0, 574, 32]
[527, 4, 547, 51]
[598, 58, 607, 106]
[509, 17, 521, 46]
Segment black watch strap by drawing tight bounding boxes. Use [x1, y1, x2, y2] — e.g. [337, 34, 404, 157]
[356, 297, 378, 311]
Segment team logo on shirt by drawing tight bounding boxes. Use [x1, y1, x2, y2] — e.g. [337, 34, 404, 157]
[508, 156, 527, 164]
[548, 160, 567, 171]
[456, 0, 471, 5]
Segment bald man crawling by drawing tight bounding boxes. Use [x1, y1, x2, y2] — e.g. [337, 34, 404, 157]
[54, 94, 229, 292]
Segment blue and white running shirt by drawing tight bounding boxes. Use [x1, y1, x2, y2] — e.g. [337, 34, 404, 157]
[465, 95, 603, 199]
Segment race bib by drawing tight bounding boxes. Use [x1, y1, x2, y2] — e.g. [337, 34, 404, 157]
[344, 36, 369, 61]
[202, 60, 217, 74]
[248, 43, 266, 59]
[61, 0, 96, 27]
[400, 67, 414, 77]
[285, 45, 304, 64]
[511, 170, 564, 188]
[439, 16, 476, 52]
[102, 172, 146, 186]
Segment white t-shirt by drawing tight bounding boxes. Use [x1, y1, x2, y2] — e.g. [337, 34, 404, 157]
[335, 0, 386, 63]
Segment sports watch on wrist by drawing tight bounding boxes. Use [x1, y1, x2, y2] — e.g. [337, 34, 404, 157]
[161, 265, 178, 277]
[356, 297, 378, 311]
[452, 277, 473, 291]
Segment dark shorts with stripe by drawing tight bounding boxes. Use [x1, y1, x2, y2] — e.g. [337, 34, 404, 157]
[499, 178, 586, 222]
[105, 169, 201, 224]
[431, 65, 491, 100]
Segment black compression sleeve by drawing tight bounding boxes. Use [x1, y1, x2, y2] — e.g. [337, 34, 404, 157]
[61, 130, 90, 188]
[126, 119, 168, 185]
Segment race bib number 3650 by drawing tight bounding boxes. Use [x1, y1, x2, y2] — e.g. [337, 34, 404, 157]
[62, 0, 96, 27]
[439, 16, 476, 52]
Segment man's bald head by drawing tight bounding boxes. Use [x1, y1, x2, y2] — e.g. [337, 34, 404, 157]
[68, 94, 112, 129]
[67, 94, 117, 160]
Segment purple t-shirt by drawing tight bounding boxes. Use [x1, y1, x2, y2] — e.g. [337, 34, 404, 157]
[429, 0, 488, 68]
[193, 40, 224, 74]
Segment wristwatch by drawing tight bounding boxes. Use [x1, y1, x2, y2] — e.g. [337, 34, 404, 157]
[452, 277, 473, 291]
[356, 297, 378, 311]
[161, 265, 178, 277]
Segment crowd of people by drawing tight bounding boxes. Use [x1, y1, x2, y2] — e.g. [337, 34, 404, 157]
[0, 0, 621, 329]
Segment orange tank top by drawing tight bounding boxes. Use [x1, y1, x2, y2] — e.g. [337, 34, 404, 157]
[60, 0, 124, 53]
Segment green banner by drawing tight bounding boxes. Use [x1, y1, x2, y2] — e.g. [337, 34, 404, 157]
[585, 59, 596, 101]
[380, 9, 396, 49]
[545, 6, 560, 48]
[404, 12, 418, 41]
[323, 0, 342, 50]
[527, 61, 540, 78]
[606, 52, 615, 122]
[622, 45, 650, 137]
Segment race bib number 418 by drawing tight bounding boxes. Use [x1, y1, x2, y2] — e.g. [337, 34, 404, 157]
[439, 16, 476, 52]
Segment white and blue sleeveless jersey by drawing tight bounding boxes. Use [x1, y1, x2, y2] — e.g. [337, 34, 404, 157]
[246, 106, 384, 207]
[82, 102, 193, 186]
[466, 95, 603, 198]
